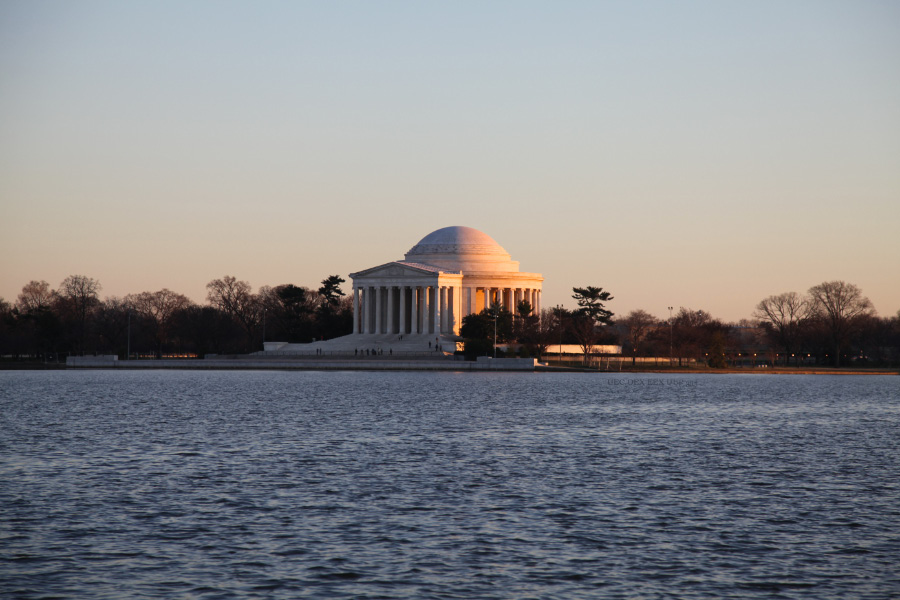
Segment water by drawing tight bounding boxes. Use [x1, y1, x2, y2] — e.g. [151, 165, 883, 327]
[1, 370, 898, 599]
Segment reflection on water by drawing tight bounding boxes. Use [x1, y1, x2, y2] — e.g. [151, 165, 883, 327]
[1, 371, 898, 599]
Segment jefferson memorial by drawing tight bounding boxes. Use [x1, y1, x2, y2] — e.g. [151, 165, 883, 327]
[349, 226, 543, 338]
[265, 226, 542, 353]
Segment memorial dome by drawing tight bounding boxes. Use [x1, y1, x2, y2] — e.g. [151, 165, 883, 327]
[405, 226, 518, 272]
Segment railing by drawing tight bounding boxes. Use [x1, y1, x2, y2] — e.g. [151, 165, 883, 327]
[542, 357, 706, 369]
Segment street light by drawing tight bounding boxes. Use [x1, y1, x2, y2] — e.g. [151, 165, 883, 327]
[557, 304, 563, 365]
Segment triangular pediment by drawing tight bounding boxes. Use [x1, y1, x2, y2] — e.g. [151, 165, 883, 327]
[349, 261, 441, 280]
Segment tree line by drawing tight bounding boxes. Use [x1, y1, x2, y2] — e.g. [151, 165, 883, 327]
[3, 275, 897, 367]
[459, 286, 617, 361]
[460, 281, 900, 368]
[0, 274, 353, 359]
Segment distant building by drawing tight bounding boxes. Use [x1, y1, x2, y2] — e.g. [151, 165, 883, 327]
[349, 226, 543, 337]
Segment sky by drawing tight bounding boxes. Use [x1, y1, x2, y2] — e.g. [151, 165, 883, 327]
[2, 0, 898, 322]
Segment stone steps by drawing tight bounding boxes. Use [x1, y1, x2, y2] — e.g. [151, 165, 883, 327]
[262, 333, 460, 355]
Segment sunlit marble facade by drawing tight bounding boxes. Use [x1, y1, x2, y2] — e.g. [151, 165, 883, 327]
[349, 226, 543, 337]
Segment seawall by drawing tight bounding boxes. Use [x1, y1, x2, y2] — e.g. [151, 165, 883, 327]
[65, 356, 538, 372]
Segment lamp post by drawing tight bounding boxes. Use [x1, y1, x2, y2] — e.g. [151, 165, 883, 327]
[127, 309, 131, 361]
[557, 304, 563, 366]
[667, 306, 673, 366]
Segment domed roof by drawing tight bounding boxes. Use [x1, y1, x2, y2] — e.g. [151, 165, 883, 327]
[408, 226, 505, 254]
[405, 226, 518, 272]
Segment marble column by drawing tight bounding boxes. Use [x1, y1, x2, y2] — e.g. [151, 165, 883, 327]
[445, 286, 451, 332]
[434, 286, 442, 335]
[399, 286, 407, 335]
[410, 287, 419, 334]
[441, 285, 450, 333]
[435, 286, 442, 334]
[422, 286, 430, 334]
[417, 286, 425, 334]
[427, 286, 433, 334]
[361, 287, 369, 334]
[453, 285, 462, 335]
[373, 286, 381, 334]
[386, 286, 394, 334]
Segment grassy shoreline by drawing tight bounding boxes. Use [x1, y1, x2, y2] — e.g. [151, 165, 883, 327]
[538, 365, 898, 375]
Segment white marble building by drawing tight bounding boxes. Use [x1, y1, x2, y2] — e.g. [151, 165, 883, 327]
[349, 226, 543, 337]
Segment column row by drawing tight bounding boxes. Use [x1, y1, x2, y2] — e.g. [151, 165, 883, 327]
[461, 286, 542, 316]
[353, 284, 462, 336]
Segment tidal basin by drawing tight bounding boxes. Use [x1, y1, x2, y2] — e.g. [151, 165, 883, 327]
[2, 371, 898, 599]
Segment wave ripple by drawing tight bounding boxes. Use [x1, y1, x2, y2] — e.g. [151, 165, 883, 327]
[2, 371, 899, 599]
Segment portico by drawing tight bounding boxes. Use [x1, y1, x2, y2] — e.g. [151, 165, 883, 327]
[350, 263, 464, 336]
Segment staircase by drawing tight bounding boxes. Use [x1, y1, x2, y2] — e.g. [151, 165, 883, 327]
[260, 333, 461, 356]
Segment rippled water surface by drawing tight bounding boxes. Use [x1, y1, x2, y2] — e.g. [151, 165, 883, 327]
[2, 370, 899, 599]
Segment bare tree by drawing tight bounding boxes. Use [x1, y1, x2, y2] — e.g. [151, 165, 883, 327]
[56, 275, 101, 354]
[206, 275, 260, 350]
[94, 297, 131, 355]
[570, 314, 598, 365]
[669, 308, 725, 366]
[675, 307, 711, 328]
[514, 305, 556, 359]
[0, 297, 17, 357]
[808, 281, 875, 367]
[535, 308, 561, 360]
[753, 292, 813, 365]
[621, 309, 657, 364]
[16, 280, 55, 314]
[125, 289, 193, 357]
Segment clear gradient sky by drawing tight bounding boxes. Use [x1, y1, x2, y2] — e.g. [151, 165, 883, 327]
[2, 1, 898, 322]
